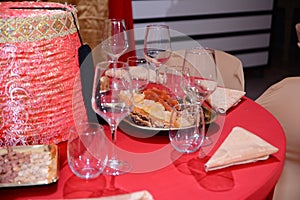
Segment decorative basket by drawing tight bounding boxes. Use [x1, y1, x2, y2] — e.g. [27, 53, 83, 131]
[0, 2, 83, 146]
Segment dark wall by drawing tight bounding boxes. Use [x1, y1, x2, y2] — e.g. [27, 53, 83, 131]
[270, 0, 300, 68]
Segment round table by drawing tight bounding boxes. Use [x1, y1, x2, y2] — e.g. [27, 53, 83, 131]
[0, 97, 286, 200]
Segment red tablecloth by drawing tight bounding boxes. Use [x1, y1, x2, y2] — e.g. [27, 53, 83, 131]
[0, 97, 286, 200]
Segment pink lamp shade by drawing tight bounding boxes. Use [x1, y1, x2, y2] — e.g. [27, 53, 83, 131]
[0, 2, 84, 146]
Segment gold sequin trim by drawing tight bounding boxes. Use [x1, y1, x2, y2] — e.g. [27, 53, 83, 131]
[0, 11, 78, 43]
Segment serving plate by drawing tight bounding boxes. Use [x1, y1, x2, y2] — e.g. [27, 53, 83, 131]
[0, 144, 59, 187]
[122, 105, 217, 132]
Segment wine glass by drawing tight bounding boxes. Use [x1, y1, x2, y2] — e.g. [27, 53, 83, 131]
[181, 47, 218, 146]
[102, 18, 128, 61]
[91, 61, 134, 175]
[126, 55, 150, 92]
[143, 24, 172, 83]
[169, 103, 205, 154]
[67, 122, 108, 179]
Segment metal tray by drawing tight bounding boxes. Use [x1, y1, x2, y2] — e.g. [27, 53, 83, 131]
[0, 144, 59, 187]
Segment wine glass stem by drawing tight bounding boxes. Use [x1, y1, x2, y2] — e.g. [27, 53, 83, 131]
[155, 64, 162, 83]
[110, 123, 118, 161]
[112, 56, 119, 62]
[199, 106, 205, 132]
[155, 68, 160, 83]
[108, 176, 117, 190]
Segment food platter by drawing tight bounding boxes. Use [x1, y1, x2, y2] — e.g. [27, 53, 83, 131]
[122, 105, 217, 132]
[0, 144, 59, 187]
[120, 84, 218, 134]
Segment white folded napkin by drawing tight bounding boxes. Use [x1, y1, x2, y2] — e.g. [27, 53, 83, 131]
[204, 127, 279, 172]
[81, 190, 153, 200]
[206, 87, 246, 113]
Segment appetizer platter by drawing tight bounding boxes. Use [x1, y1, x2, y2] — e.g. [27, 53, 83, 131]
[0, 144, 59, 187]
[121, 86, 217, 132]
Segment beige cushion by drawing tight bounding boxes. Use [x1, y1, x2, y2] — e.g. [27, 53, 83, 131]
[255, 77, 300, 200]
[214, 49, 244, 91]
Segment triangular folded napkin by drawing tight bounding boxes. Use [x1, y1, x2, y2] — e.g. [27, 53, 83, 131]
[204, 127, 279, 172]
[206, 87, 246, 113]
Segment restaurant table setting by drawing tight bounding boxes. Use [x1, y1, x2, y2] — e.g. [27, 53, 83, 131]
[0, 95, 285, 199]
[0, 2, 285, 200]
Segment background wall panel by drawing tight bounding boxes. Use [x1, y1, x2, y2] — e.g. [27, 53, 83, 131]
[131, 0, 274, 68]
[132, 0, 274, 18]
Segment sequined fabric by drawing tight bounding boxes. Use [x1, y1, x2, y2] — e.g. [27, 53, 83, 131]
[0, 2, 83, 146]
[0, 2, 78, 43]
[43, 0, 109, 63]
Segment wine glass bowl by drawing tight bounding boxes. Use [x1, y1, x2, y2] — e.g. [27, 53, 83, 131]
[182, 48, 218, 103]
[91, 61, 134, 175]
[67, 122, 108, 179]
[157, 65, 185, 100]
[169, 103, 205, 154]
[126, 56, 150, 92]
[101, 18, 128, 61]
[143, 24, 172, 82]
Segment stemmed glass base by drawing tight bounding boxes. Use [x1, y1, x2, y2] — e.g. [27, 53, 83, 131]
[104, 159, 131, 176]
[101, 176, 128, 197]
[201, 137, 213, 147]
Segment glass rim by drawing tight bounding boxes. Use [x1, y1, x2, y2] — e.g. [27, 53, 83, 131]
[186, 47, 215, 55]
[146, 24, 170, 29]
[70, 122, 104, 133]
[95, 60, 129, 69]
[96, 60, 128, 65]
[127, 55, 147, 62]
[105, 18, 125, 22]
